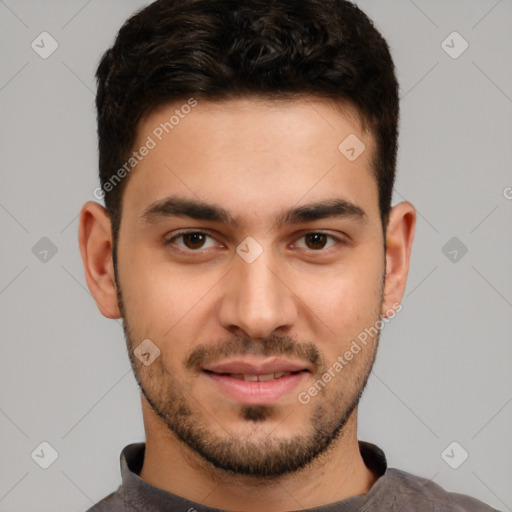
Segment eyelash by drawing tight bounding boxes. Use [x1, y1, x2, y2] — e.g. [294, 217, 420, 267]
[164, 230, 344, 254]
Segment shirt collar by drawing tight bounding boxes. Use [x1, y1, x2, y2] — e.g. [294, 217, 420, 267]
[120, 440, 388, 511]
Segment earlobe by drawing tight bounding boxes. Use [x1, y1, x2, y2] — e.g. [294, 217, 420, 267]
[382, 201, 416, 317]
[78, 201, 122, 319]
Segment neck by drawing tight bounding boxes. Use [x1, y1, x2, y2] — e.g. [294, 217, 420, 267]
[138, 399, 377, 512]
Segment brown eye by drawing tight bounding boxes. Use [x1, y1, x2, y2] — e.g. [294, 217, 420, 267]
[295, 232, 340, 252]
[181, 232, 207, 249]
[166, 231, 217, 251]
[304, 233, 328, 250]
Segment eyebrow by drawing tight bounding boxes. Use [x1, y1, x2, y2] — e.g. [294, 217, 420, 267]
[140, 195, 366, 226]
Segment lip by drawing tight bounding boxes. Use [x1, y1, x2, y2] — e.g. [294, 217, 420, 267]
[202, 357, 311, 375]
[203, 370, 309, 405]
[201, 357, 312, 405]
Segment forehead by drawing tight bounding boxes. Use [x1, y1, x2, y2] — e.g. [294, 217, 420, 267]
[121, 97, 380, 228]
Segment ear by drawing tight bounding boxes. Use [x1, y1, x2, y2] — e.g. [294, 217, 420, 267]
[78, 201, 121, 319]
[381, 201, 416, 316]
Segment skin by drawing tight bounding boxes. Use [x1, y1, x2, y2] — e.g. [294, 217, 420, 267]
[79, 97, 416, 512]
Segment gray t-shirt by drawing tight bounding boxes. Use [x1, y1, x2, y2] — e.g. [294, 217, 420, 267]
[85, 441, 499, 511]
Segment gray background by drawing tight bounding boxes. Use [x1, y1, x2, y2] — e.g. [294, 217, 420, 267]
[0, 0, 511, 511]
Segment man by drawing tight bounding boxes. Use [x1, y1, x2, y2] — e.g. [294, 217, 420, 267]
[78, 0, 498, 510]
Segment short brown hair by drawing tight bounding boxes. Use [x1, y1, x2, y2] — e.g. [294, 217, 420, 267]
[95, 0, 399, 247]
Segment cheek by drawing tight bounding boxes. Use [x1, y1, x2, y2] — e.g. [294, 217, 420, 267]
[116, 245, 174, 334]
[299, 255, 382, 317]
[292, 255, 383, 362]
[118, 250, 220, 344]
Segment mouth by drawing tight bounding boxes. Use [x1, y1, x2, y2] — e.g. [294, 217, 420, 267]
[201, 359, 311, 404]
[202, 369, 307, 381]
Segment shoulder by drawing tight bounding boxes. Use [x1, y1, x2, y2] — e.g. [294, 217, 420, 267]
[382, 468, 500, 511]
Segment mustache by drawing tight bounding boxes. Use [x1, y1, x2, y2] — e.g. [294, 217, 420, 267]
[184, 333, 325, 374]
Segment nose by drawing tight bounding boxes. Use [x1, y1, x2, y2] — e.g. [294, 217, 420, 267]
[217, 246, 298, 340]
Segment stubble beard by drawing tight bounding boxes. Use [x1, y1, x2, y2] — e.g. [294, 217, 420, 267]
[115, 269, 383, 479]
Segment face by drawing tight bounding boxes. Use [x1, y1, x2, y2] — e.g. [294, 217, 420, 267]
[111, 97, 392, 477]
